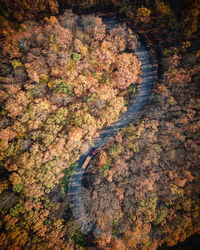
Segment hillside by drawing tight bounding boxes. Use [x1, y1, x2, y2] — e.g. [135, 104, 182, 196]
[0, 0, 200, 249]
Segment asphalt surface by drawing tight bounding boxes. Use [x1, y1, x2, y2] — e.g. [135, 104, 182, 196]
[69, 17, 153, 234]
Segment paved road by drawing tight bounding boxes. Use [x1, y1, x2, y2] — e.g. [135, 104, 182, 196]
[69, 17, 153, 234]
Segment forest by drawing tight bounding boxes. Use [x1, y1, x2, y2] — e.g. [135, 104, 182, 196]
[0, 0, 199, 249]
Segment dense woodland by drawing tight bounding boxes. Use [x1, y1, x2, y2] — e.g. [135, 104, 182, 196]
[0, 0, 199, 249]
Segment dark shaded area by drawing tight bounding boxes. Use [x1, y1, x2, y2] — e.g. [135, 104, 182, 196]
[160, 234, 200, 250]
[0, 166, 10, 179]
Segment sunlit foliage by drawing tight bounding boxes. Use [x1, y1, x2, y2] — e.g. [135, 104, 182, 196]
[0, 9, 140, 248]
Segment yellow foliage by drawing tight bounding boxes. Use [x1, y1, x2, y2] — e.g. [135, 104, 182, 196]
[53, 218, 63, 230]
[98, 150, 110, 168]
[80, 45, 88, 55]
[33, 220, 43, 232]
[9, 173, 22, 185]
[45, 15, 58, 25]
[137, 6, 151, 18]
[10, 59, 24, 70]
[48, 80, 56, 89]
[50, 43, 59, 52]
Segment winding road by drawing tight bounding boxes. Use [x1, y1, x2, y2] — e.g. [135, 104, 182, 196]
[69, 16, 154, 234]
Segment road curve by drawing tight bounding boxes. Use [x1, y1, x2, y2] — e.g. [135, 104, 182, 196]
[69, 17, 154, 234]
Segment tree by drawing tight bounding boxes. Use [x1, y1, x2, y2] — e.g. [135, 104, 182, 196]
[135, 6, 151, 24]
